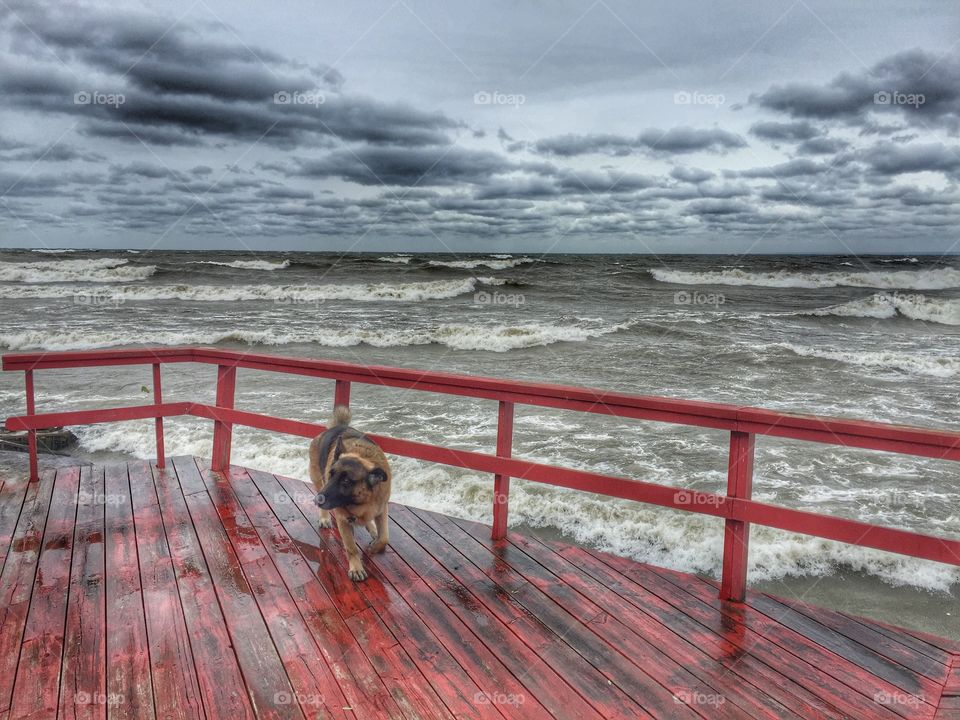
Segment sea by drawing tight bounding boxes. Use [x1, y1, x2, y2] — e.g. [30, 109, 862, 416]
[1, 249, 958, 634]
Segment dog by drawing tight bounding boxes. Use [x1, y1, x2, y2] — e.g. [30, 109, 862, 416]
[308, 405, 391, 581]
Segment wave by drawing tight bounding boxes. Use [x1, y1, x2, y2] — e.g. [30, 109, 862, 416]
[0, 277, 488, 303]
[650, 267, 960, 290]
[776, 343, 960, 378]
[428, 257, 536, 270]
[190, 259, 291, 271]
[32, 248, 77, 254]
[378, 255, 413, 264]
[807, 293, 960, 325]
[0, 319, 635, 352]
[0, 258, 156, 283]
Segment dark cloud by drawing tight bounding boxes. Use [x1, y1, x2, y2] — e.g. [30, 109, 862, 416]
[533, 127, 746, 157]
[0, 2, 459, 149]
[862, 142, 960, 175]
[670, 166, 715, 183]
[753, 49, 960, 132]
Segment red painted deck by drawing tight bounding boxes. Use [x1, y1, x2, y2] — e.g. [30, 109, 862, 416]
[2, 458, 959, 720]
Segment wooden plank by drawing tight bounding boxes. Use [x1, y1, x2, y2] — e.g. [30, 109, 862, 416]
[265, 471, 528, 720]
[267, 477, 595, 720]
[346, 607, 457, 720]
[58, 466, 107, 720]
[745, 593, 939, 702]
[129, 460, 203, 720]
[437, 509, 796, 720]
[151, 462, 253, 718]
[644, 563, 927, 720]
[389, 505, 656, 719]
[196, 464, 354, 720]
[774, 594, 949, 682]
[0, 475, 30, 578]
[479, 520, 850, 720]
[174, 459, 303, 720]
[838, 611, 955, 667]
[248, 469, 428, 719]
[10, 467, 80, 719]
[553, 541, 885, 720]
[103, 462, 155, 720]
[0, 469, 56, 712]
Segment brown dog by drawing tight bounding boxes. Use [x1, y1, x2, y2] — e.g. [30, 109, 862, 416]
[309, 405, 391, 581]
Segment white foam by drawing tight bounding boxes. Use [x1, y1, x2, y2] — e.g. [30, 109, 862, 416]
[0, 276, 486, 303]
[808, 294, 960, 325]
[0, 258, 156, 283]
[378, 255, 413, 264]
[776, 343, 960, 378]
[428, 257, 537, 270]
[651, 267, 960, 290]
[0, 319, 635, 352]
[191, 259, 291, 271]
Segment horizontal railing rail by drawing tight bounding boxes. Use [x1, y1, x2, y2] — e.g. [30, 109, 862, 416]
[4, 346, 960, 602]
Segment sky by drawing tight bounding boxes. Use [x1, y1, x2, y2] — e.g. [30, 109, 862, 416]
[1, 0, 960, 253]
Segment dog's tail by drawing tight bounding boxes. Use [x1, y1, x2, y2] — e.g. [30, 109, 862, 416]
[331, 404, 352, 427]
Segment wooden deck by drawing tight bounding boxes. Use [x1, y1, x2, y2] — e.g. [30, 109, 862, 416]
[1, 459, 959, 719]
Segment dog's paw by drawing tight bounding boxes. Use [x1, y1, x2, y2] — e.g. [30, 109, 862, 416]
[318, 517, 333, 529]
[368, 540, 387, 554]
[348, 566, 368, 582]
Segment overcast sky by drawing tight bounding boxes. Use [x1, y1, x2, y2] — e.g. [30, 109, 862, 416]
[2, 0, 960, 253]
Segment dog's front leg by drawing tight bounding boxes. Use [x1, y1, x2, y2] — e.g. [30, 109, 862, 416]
[335, 514, 368, 581]
[368, 506, 389, 554]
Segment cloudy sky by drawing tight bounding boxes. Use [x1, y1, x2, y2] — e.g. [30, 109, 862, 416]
[1, 0, 959, 253]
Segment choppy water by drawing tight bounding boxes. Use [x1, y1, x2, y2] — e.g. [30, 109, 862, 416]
[1, 249, 958, 596]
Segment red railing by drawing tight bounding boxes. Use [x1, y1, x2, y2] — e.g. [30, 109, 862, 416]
[4, 346, 960, 602]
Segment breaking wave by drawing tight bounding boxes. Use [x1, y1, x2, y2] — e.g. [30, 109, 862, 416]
[0, 258, 156, 283]
[807, 293, 960, 325]
[650, 267, 960, 290]
[190, 259, 291, 271]
[378, 255, 413, 264]
[0, 277, 488, 303]
[0, 319, 635, 352]
[776, 343, 960, 378]
[428, 257, 537, 270]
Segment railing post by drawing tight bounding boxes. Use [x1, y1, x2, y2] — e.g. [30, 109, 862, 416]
[210, 364, 237, 472]
[720, 430, 755, 602]
[152, 363, 165, 469]
[24, 370, 38, 482]
[492, 401, 514, 540]
[334, 379, 351, 408]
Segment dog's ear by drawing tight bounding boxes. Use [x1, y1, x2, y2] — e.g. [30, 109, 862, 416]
[366, 467, 388, 488]
[332, 434, 345, 462]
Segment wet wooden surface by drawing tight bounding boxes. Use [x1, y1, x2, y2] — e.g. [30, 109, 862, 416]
[1, 458, 958, 719]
